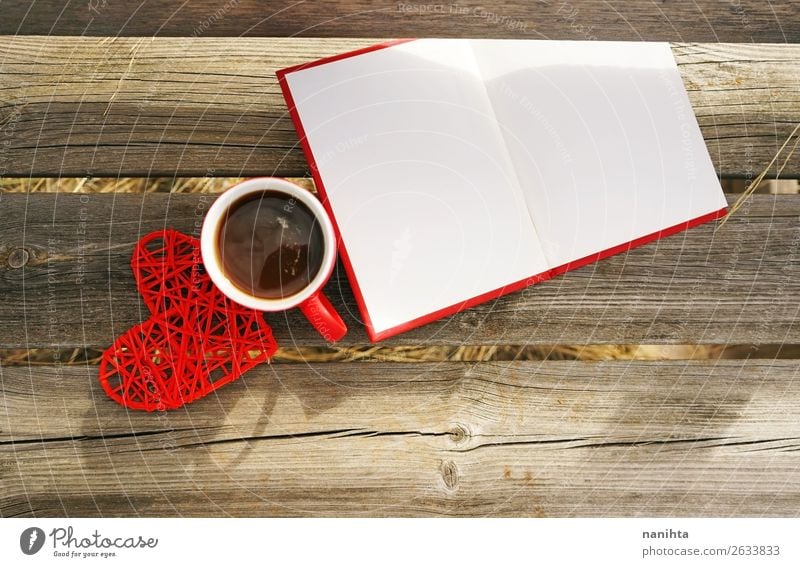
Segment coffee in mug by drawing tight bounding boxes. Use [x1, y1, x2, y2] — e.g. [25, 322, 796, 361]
[201, 177, 347, 342]
[218, 190, 325, 300]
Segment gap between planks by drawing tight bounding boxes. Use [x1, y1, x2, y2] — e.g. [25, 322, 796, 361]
[1, 344, 800, 365]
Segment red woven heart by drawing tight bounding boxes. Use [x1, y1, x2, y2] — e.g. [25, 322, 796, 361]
[131, 229, 215, 315]
[98, 230, 278, 411]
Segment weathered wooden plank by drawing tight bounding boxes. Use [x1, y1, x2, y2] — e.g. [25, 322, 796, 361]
[1, 0, 797, 42]
[1, 192, 798, 347]
[0, 38, 798, 178]
[2, 360, 799, 516]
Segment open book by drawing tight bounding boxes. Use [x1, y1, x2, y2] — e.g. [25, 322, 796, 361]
[277, 39, 727, 341]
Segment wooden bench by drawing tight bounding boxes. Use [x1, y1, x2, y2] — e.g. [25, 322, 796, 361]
[1, 3, 799, 517]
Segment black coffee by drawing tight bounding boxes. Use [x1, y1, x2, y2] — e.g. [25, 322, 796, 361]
[218, 191, 325, 299]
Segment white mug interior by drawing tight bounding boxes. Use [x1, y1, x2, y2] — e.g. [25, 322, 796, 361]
[200, 177, 337, 311]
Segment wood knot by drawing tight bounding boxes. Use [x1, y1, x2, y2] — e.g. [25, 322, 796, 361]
[457, 311, 481, 331]
[0, 458, 14, 475]
[449, 423, 471, 445]
[7, 247, 29, 269]
[440, 460, 459, 491]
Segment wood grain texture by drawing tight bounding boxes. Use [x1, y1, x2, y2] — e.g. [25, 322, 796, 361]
[0, 38, 798, 177]
[1, 192, 798, 348]
[2, 360, 799, 517]
[0, 0, 797, 42]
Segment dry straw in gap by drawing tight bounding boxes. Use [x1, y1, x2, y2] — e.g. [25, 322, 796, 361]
[717, 122, 800, 229]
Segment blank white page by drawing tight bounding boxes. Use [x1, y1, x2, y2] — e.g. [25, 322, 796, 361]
[474, 40, 727, 267]
[283, 39, 548, 335]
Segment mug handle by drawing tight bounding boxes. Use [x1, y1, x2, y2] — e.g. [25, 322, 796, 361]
[298, 291, 348, 342]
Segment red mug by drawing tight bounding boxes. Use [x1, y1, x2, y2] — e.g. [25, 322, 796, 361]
[200, 177, 347, 342]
